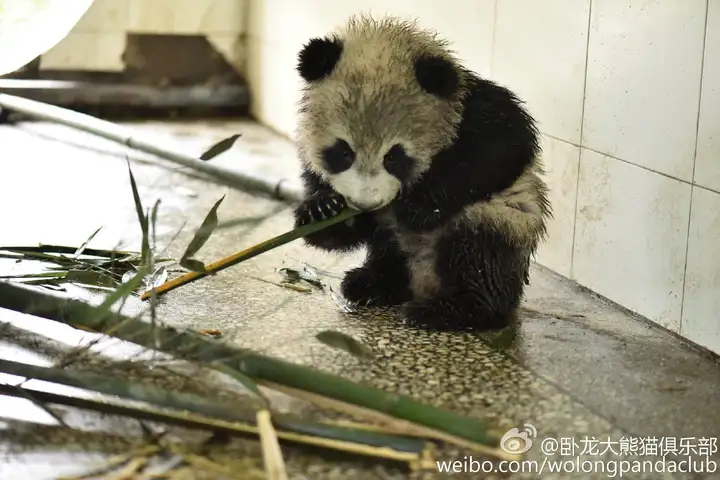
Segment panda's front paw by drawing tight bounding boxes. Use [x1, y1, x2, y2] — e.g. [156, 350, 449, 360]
[294, 191, 346, 228]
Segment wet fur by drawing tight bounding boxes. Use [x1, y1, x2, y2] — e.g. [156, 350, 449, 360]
[293, 15, 551, 331]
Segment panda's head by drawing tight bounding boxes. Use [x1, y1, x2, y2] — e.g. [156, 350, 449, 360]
[295, 15, 467, 212]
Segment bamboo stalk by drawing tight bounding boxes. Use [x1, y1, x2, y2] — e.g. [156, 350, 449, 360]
[0, 93, 304, 203]
[260, 381, 517, 461]
[0, 281, 500, 449]
[257, 409, 289, 480]
[0, 384, 424, 466]
[0, 358, 425, 453]
[56, 446, 162, 480]
[171, 450, 249, 480]
[139, 207, 359, 300]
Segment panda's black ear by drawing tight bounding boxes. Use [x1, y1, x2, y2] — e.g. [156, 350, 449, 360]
[414, 55, 460, 99]
[297, 37, 343, 82]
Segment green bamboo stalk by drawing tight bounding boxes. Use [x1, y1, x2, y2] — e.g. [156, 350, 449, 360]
[0, 281, 500, 448]
[141, 207, 360, 300]
[0, 384, 423, 466]
[0, 358, 424, 453]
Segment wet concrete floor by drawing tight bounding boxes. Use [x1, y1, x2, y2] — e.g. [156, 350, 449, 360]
[0, 119, 718, 479]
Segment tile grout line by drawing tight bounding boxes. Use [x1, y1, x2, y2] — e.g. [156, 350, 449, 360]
[542, 131, 720, 197]
[679, 0, 711, 334]
[570, 0, 594, 279]
[488, 0, 499, 76]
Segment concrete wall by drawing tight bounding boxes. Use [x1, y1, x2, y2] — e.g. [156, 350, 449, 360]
[245, 0, 720, 356]
[37, 0, 248, 75]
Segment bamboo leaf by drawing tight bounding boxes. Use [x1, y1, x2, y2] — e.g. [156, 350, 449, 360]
[72, 226, 104, 259]
[89, 269, 146, 321]
[0, 245, 137, 258]
[23, 281, 67, 291]
[181, 194, 226, 261]
[0, 247, 157, 290]
[200, 134, 241, 161]
[179, 258, 209, 273]
[65, 270, 119, 288]
[150, 199, 162, 251]
[126, 159, 150, 266]
[0, 271, 68, 280]
[0, 249, 75, 264]
[148, 199, 162, 336]
[315, 331, 375, 360]
[216, 215, 272, 230]
[213, 203, 285, 232]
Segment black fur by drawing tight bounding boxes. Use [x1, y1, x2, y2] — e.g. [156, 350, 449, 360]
[297, 37, 343, 82]
[340, 228, 414, 307]
[322, 139, 356, 173]
[294, 169, 375, 252]
[383, 144, 415, 182]
[295, 72, 542, 331]
[402, 223, 528, 330]
[414, 55, 460, 98]
[392, 73, 540, 232]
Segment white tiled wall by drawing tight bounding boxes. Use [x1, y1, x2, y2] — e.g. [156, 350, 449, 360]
[38, 0, 248, 74]
[492, 0, 591, 145]
[695, 1, 720, 193]
[245, 0, 720, 356]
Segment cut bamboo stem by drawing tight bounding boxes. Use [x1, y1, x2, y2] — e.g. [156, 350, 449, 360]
[0, 280, 500, 449]
[260, 381, 518, 462]
[0, 384, 424, 466]
[0, 358, 425, 453]
[257, 409, 289, 480]
[140, 207, 359, 300]
[0, 93, 304, 203]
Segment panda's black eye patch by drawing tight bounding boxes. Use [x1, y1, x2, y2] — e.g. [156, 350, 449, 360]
[383, 144, 414, 181]
[322, 139, 355, 173]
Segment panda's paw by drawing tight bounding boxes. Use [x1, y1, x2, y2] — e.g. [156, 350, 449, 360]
[403, 293, 511, 331]
[294, 191, 346, 228]
[402, 296, 474, 331]
[340, 267, 408, 307]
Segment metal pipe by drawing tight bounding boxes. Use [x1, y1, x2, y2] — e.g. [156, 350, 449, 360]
[0, 93, 304, 203]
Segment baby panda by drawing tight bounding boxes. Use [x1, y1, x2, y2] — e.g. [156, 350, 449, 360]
[292, 15, 551, 331]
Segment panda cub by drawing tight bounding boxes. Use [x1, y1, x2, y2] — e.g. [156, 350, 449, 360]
[293, 15, 551, 331]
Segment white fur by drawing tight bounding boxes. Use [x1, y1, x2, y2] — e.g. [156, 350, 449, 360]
[296, 15, 469, 188]
[328, 167, 401, 211]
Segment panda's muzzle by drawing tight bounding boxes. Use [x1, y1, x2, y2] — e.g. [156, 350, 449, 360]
[345, 197, 385, 212]
[329, 168, 401, 212]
